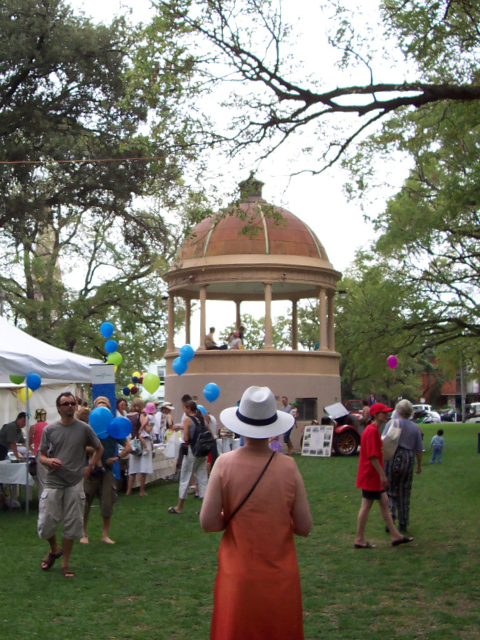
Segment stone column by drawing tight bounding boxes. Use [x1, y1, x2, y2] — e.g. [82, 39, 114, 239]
[264, 283, 273, 349]
[327, 292, 335, 351]
[291, 299, 298, 350]
[167, 292, 175, 352]
[199, 286, 207, 349]
[185, 298, 191, 345]
[319, 288, 327, 350]
[235, 300, 242, 330]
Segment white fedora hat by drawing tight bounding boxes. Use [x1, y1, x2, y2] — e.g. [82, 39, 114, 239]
[220, 386, 294, 439]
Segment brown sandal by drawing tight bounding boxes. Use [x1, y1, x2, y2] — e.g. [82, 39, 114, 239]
[41, 548, 62, 571]
[61, 566, 75, 578]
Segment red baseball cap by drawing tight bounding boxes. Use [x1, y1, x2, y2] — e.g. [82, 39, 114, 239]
[369, 402, 393, 416]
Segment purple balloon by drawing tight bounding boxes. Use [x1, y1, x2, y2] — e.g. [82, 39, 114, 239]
[387, 355, 398, 369]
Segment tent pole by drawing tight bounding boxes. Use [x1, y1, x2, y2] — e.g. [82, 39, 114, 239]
[25, 383, 30, 515]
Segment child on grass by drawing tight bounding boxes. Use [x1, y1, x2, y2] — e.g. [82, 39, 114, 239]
[430, 429, 445, 464]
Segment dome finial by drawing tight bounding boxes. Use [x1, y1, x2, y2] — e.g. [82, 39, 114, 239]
[238, 172, 264, 202]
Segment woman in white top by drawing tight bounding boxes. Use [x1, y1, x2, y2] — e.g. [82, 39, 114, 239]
[168, 400, 214, 514]
[126, 400, 152, 497]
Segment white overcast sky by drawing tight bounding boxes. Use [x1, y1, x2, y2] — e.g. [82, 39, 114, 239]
[69, 0, 410, 345]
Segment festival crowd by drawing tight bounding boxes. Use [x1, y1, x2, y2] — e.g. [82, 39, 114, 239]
[0, 387, 433, 638]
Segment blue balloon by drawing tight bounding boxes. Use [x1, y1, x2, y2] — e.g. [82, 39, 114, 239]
[172, 357, 188, 376]
[100, 322, 114, 338]
[131, 376, 139, 383]
[105, 339, 118, 353]
[179, 344, 195, 363]
[197, 404, 207, 417]
[203, 382, 220, 403]
[122, 386, 131, 396]
[26, 373, 42, 391]
[108, 416, 132, 440]
[89, 407, 112, 439]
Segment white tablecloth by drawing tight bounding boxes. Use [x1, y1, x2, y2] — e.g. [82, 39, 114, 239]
[0, 461, 34, 486]
[131, 446, 176, 489]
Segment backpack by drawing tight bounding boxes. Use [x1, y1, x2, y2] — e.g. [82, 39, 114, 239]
[190, 415, 215, 458]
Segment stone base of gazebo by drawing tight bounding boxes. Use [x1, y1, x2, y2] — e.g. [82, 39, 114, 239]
[164, 350, 341, 424]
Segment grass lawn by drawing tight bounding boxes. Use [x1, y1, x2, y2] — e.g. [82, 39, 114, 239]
[1, 423, 479, 640]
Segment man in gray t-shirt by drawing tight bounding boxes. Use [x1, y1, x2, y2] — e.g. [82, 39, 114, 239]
[38, 392, 103, 578]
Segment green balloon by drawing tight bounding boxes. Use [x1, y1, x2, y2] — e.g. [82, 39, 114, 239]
[107, 352, 123, 366]
[9, 375, 25, 385]
[143, 373, 160, 394]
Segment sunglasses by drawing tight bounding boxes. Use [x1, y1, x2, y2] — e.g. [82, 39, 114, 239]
[59, 401, 76, 407]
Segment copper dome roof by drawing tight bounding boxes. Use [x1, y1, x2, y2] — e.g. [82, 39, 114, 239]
[176, 202, 329, 263]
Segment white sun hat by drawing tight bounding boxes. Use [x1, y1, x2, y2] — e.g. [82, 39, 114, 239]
[220, 386, 294, 439]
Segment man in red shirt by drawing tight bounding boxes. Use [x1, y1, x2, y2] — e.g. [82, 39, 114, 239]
[354, 403, 413, 549]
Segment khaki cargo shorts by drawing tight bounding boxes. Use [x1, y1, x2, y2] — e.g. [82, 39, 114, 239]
[37, 480, 85, 541]
[84, 469, 117, 517]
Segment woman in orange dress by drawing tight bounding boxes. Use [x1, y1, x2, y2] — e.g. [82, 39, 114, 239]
[200, 386, 313, 640]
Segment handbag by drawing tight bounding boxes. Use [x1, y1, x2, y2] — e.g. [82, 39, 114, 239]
[130, 437, 143, 457]
[224, 451, 276, 526]
[382, 419, 402, 461]
[165, 432, 181, 459]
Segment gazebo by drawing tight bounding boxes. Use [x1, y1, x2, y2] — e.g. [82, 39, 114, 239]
[163, 176, 342, 421]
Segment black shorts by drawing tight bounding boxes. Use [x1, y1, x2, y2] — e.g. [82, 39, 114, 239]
[361, 489, 386, 501]
[283, 427, 294, 443]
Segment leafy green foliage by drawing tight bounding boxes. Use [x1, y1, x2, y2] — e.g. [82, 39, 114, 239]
[0, 0, 207, 370]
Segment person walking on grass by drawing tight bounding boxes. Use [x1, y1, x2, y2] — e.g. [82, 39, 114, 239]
[38, 392, 103, 578]
[280, 396, 296, 455]
[80, 396, 132, 545]
[168, 400, 213, 515]
[354, 403, 413, 549]
[383, 399, 423, 533]
[430, 429, 445, 464]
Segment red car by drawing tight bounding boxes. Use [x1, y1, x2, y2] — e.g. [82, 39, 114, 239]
[324, 401, 363, 456]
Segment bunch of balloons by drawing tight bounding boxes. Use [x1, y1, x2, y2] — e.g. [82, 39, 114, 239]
[122, 370, 160, 397]
[172, 344, 195, 376]
[89, 407, 132, 441]
[100, 322, 123, 368]
[10, 372, 43, 403]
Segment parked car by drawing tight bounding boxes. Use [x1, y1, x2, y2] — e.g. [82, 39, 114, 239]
[413, 409, 441, 424]
[412, 403, 433, 413]
[324, 403, 361, 456]
[465, 402, 480, 423]
[439, 408, 462, 423]
[344, 399, 363, 425]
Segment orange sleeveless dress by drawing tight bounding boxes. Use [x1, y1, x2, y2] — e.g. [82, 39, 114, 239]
[210, 450, 304, 640]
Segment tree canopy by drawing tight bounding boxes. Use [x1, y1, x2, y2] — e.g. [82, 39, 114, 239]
[154, 0, 480, 171]
[0, 0, 205, 372]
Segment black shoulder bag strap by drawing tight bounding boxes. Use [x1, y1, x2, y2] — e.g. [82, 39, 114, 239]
[224, 451, 276, 527]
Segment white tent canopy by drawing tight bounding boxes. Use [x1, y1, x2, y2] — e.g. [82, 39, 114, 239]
[0, 317, 101, 384]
